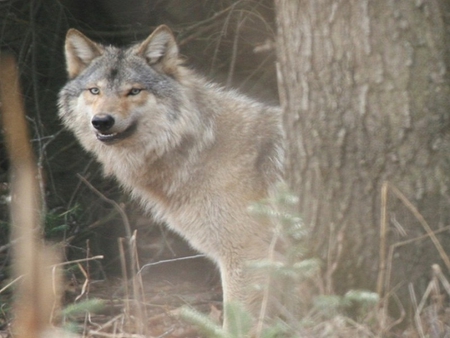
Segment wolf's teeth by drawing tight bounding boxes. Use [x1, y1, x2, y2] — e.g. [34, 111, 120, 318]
[95, 123, 137, 143]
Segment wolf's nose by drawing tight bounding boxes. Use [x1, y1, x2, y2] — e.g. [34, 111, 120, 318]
[92, 114, 115, 132]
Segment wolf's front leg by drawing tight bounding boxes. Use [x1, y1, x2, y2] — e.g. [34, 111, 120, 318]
[219, 260, 249, 331]
[219, 252, 276, 333]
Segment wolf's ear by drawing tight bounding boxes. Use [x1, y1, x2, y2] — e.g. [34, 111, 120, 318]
[64, 29, 103, 79]
[136, 25, 179, 75]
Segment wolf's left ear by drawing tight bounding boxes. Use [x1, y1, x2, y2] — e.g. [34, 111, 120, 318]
[65, 29, 104, 79]
[137, 25, 179, 75]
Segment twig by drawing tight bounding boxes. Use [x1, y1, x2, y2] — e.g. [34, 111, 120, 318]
[77, 174, 132, 239]
[87, 332, 146, 338]
[52, 255, 104, 267]
[238, 52, 273, 91]
[408, 283, 423, 338]
[0, 241, 13, 253]
[411, 280, 433, 338]
[416, 278, 435, 319]
[0, 275, 24, 294]
[377, 181, 388, 297]
[384, 225, 450, 304]
[381, 182, 450, 322]
[118, 238, 131, 322]
[432, 264, 450, 297]
[343, 316, 376, 337]
[137, 254, 205, 275]
[88, 313, 124, 333]
[129, 230, 148, 335]
[74, 263, 89, 302]
[377, 182, 389, 328]
[29, 1, 47, 214]
[381, 293, 405, 334]
[155, 327, 176, 338]
[389, 184, 450, 271]
[178, 1, 243, 41]
[147, 308, 181, 324]
[226, 11, 245, 88]
[177, 22, 220, 47]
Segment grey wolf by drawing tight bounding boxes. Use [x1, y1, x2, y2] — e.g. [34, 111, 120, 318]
[58, 25, 285, 329]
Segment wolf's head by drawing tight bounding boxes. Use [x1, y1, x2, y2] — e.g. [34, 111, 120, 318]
[58, 25, 205, 156]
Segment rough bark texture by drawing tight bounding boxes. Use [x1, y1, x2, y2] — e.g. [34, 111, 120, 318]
[275, 0, 450, 302]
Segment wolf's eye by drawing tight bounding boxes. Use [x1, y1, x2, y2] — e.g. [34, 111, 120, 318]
[89, 87, 100, 95]
[128, 88, 142, 96]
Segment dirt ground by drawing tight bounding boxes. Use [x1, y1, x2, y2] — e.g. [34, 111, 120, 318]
[0, 233, 222, 338]
[68, 254, 222, 337]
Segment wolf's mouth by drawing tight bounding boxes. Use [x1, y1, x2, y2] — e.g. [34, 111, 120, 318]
[96, 122, 138, 144]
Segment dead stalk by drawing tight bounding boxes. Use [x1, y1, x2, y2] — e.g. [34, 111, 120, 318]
[432, 264, 450, 297]
[388, 184, 450, 271]
[118, 238, 131, 322]
[130, 230, 148, 335]
[377, 181, 388, 297]
[380, 182, 450, 335]
[77, 173, 132, 239]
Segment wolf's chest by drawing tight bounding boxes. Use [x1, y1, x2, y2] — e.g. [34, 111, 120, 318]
[128, 182, 223, 261]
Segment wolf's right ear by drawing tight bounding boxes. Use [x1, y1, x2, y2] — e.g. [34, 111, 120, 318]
[64, 29, 104, 79]
[136, 25, 179, 75]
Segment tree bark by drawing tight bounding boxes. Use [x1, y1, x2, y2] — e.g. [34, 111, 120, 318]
[275, 0, 450, 303]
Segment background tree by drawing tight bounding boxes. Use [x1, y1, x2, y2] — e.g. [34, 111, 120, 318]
[275, 0, 450, 310]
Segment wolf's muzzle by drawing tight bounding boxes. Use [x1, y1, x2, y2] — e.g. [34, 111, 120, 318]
[92, 114, 137, 144]
[92, 114, 115, 132]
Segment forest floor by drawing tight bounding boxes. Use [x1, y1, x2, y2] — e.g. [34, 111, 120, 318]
[2, 237, 450, 337]
[0, 251, 220, 338]
[1, 213, 450, 337]
[76, 257, 221, 338]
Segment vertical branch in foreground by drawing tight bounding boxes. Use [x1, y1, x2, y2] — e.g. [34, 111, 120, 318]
[0, 54, 63, 338]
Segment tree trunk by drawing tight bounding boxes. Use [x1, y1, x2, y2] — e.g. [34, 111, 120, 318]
[275, 0, 450, 304]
